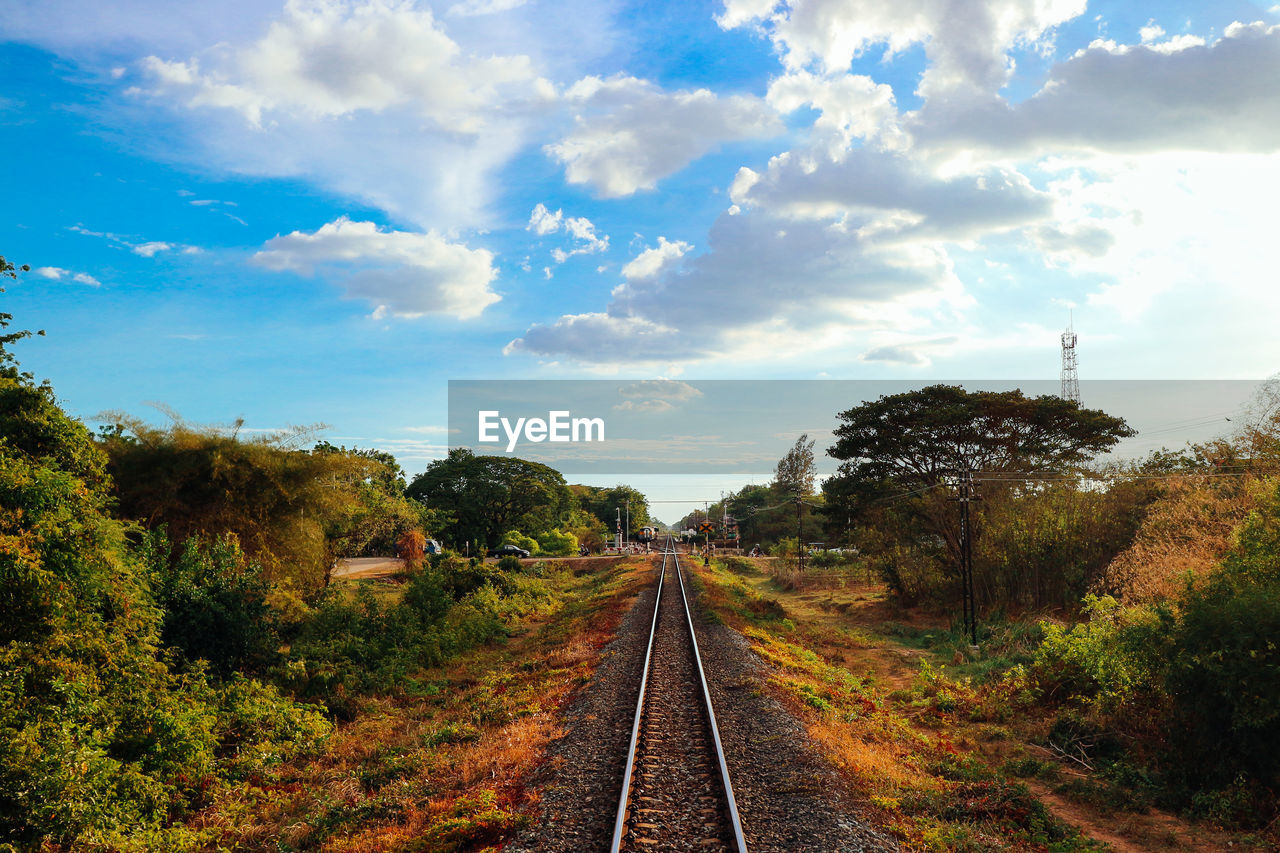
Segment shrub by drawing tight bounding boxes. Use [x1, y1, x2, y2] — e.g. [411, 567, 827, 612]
[139, 528, 280, 678]
[500, 530, 540, 555]
[536, 528, 578, 557]
[1031, 595, 1166, 712]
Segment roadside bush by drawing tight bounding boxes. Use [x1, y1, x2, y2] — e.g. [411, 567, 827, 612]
[536, 528, 578, 556]
[1161, 481, 1280, 795]
[139, 527, 280, 678]
[500, 530, 540, 555]
[1031, 595, 1167, 712]
[0, 317, 327, 849]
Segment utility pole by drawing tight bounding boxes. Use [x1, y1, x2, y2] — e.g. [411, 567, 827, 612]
[950, 470, 981, 646]
[615, 506, 622, 552]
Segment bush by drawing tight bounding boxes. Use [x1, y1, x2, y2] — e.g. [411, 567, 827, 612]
[140, 528, 280, 678]
[500, 530, 540, 555]
[536, 528, 578, 557]
[1031, 595, 1167, 712]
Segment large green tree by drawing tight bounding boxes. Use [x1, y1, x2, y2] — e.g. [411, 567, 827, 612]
[823, 384, 1135, 566]
[406, 448, 572, 548]
[571, 483, 651, 536]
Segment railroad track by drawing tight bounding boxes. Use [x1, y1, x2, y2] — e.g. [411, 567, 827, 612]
[611, 537, 748, 853]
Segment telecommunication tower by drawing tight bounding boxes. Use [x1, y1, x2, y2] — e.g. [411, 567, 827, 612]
[1060, 315, 1080, 405]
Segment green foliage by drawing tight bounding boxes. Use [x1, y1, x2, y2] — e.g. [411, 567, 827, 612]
[408, 448, 573, 548]
[0, 302, 328, 849]
[823, 385, 1134, 604]
[536, 527, 577, 557]
[1032, 595, 1167, 712]
[500, 529, 540, 554]
[139, 527, 280, 678]
[1160, 480, 1280, 792]
[284, 560, 546, 717]
[571, 483, 651, 536]
[99, 415, 376, 594]
[773, 433, 818, 497]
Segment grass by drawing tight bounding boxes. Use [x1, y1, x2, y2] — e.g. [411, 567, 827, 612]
[689, 557, 1280, 853]
[691, 557, 1101, 853]
[189, 556, 651, 851]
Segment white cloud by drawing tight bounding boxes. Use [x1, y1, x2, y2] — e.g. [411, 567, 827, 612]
[139, 0, 545, 130]
[129, 0, 559, 230]
[766, 70, 906, 156]
[618, 379, 703, 401]
[67, 224, 196, 257]
[33, 266, 101, 286]
[528, 204, 609, 262]
[447, 0, 527, 16]
[547, 74, 783, 197]
[718, 0, 1086, 96]
[729, 148, 1053, 240]
[620, 237, 691, 281]
[527, 202, 562, 235]
[132, 241, 173, 257]
[915, 22, 1280, 156]
[252, 216, 499, 319]
[1138, 21, 1165, 43]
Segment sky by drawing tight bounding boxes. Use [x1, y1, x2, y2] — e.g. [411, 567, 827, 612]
[4, 0, 1280, 517]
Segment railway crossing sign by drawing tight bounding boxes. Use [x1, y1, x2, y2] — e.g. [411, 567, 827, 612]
[697, 521, 715, 534]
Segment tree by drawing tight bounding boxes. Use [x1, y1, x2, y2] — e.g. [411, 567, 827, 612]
[406, 448, 572, 548]
[773, 433, 817, 497]
[824, 384, 1134, 572]
[571, 484, 651, 536]
[98, 414, 376, 594]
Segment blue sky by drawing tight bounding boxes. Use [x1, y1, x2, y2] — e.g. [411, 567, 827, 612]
[4, 0, 1280, 511]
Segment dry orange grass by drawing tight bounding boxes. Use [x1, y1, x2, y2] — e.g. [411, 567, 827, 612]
[1097, 475, 1258, 603]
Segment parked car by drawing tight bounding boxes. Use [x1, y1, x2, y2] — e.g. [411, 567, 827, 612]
[424, 539, 444, 555]
[487, 544, 531, 559]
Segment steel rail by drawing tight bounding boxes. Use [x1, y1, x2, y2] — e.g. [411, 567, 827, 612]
[671, 545, 749, 853]
[608, 536, 749, 853]
[608, 540, 669, 852]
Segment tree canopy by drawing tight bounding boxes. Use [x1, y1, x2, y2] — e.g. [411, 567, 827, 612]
[772, 433, 817, 497]
[823, 384, 1134, 565]
[406, 448, 573, 548]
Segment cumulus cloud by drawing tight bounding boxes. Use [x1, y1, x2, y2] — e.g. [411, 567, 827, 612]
[509, 199, 966, 362]
[766, 70, 906, 156]
[546, 74, 783, 197]
[620, 237, 691, 281]
[252, 216, 499, 319]
[128, 0, 558, 230]
[526, 202, 562, 235]
[915, 22, 1280, 155]
[718, 0, 1085, 96]
[729, 148, 1053, 240]
[139, 0, 546, 129]
[527, 203, 609, 263]
[618, 379, 703, 401]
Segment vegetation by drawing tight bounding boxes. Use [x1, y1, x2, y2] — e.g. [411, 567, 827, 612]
[0, 274, 327, 850]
